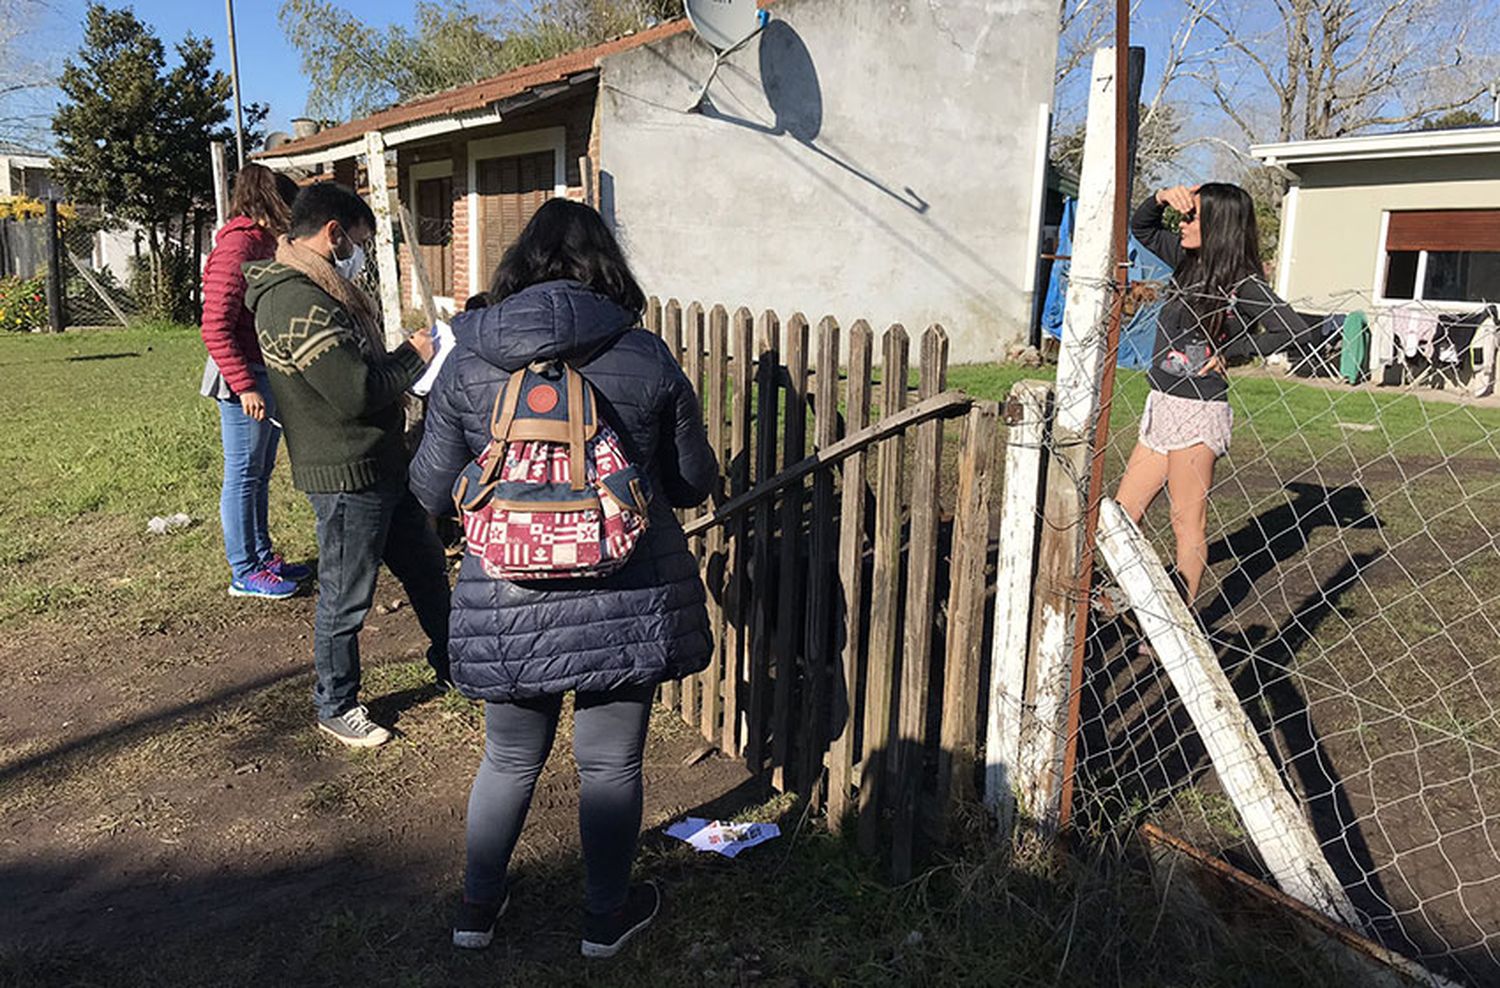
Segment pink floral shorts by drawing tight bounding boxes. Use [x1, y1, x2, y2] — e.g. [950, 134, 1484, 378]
[1138, 390, 1233, 457]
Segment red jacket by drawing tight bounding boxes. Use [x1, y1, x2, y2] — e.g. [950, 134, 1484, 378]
[201, 216, 278, 396]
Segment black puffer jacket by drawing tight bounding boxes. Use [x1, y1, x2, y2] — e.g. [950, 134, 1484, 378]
[409, 280, 717, 701]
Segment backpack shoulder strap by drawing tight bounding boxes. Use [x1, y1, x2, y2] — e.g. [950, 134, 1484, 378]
[477, 368, 527, 486]
[491, 368, 527, 442]
[565, 366, 587, 492]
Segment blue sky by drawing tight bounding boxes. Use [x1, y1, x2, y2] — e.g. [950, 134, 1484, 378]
[25, 1, 1184, 133]
[34, 0, 423, 133]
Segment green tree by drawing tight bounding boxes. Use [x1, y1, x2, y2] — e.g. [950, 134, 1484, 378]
[280, 0, 684, 120]
[1420, 108, 1489, 130]
[52, 4, 257, 320]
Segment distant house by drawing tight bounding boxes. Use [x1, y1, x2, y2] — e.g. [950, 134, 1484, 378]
[0, 144, 57, 200]
[1250, 127, 1500, 312]
[254, 0, 1060, 361]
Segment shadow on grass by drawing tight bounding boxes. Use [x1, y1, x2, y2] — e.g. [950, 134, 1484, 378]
[64, 352, 142, 363]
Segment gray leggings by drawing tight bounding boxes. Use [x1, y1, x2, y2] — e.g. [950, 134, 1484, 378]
[464, 684, 655, 914]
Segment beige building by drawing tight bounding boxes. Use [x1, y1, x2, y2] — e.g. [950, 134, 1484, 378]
[0, 144, 56, 200]
[1250, 127, 1500, 314]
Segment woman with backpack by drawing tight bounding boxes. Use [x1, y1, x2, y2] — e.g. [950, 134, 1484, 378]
[200, 163, 309, 599]
[1116, 182, 1306, 604]
[408, 199, 716, 958]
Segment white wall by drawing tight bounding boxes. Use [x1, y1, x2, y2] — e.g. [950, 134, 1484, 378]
[598, 0, 1058, 363]
[93, 224, 141, 283]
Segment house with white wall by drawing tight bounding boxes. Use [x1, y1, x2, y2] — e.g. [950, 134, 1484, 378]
[0, 144, 57, 200]
[254, 0, 1060, 362]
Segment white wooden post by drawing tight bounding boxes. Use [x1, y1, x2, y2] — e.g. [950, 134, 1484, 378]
[364, 129, 404, 348]
[987, 379, 1051, 833]
[1021, 47, 1120, 831]
[1095, 497, 1362, 928]
[1053, 48, 1122, 437]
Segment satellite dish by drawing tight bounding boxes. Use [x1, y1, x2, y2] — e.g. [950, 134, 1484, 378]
[686, 0, 765, 53]
[265, 131, 292, 151]
[683, 0, 770, 112]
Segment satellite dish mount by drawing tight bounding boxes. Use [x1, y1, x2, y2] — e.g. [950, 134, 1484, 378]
[683, 0, 770, 113]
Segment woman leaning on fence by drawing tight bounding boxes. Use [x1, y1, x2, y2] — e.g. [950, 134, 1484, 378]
[198, 163, 310, 599]
[1114, 183, 1307, 605]
[408, 199, 717, 958]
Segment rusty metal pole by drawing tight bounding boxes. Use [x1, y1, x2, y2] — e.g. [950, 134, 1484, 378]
[1055, 0, 1132, 831]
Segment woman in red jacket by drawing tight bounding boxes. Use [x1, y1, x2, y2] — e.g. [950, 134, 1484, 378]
[200, 163, 307, 598]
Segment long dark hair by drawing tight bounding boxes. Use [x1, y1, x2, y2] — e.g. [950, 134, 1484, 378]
[228, 163, 299, 234]
[1176, 182, 1261, 341]
[488, 199, 646, 317]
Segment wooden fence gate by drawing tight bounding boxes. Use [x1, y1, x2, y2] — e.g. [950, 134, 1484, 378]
[644, 297, 998, 880]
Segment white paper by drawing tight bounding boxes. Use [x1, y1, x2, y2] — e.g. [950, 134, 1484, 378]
[663, 816, 781, 858]
[410, 320, 456, 396]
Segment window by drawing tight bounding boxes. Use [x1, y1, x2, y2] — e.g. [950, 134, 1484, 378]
[1423, 250, 1500, 302]
[475, 150, 556, 285]
[1380, 209, 1500, 304]
[1384, 250, 1419, 299]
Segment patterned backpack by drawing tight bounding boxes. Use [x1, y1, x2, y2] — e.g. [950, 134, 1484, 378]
[451, 361, 651, 580]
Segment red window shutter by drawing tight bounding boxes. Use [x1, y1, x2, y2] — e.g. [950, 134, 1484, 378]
[1386, 210, 1500, 252]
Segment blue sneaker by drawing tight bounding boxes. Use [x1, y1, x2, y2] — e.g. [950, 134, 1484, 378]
[265, 553, 312, 583]
[229, 567, 298, 599]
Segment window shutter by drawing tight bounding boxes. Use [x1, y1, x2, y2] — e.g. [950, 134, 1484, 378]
[1386, 210, 1500, 252]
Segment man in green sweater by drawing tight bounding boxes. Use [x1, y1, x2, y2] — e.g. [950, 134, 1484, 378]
[245, 183, 448, 748]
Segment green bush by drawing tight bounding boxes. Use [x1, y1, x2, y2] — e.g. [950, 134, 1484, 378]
[0, 276, 48, 332]
[128, 249, 198, 324]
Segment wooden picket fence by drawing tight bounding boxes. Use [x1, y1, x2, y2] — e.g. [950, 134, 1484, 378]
[643, 296, 1000, 879]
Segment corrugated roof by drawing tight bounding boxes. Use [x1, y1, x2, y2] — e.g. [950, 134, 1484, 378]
[254, 19, 693, 160]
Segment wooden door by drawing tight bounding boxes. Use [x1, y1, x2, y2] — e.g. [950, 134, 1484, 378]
[414, 176, 454, 298]
[476, 150, 556, 290]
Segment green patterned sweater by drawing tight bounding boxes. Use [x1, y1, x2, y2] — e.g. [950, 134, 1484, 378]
[243, 260, 425, 493]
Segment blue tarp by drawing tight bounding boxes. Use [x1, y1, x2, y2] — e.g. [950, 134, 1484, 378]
[1040, 198, 1073, 340]
[1119, 239, 1173, 369]
[1041, 196, 1174, 370]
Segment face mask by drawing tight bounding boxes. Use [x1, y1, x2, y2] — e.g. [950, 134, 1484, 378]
[330, 224, 365, 281]
[334, 243, 366, 282]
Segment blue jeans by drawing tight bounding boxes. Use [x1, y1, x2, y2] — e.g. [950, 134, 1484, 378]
[218, 371, 280, 581]
[306, 477, 451, 719]
[465, 685, 655, 912]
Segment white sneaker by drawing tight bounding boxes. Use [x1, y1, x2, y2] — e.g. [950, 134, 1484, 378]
[452, 893, 510, 950]
[317, 705, 391, 747]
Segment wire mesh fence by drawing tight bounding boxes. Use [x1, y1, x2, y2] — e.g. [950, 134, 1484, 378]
[61, 220, 142, 328]
[1062, 281, 1500, 986]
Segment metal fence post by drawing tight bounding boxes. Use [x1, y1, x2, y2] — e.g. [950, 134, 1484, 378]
[44, 198, 64, 333]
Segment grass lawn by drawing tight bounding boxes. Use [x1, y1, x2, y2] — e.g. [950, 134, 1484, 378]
[0, 326, 1470, 986]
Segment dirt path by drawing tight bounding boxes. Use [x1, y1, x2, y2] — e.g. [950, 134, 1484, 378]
[0, 577, 751, 975]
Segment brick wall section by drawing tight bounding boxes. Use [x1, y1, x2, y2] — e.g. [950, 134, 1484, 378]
[587, 90, 603, 208]
[451, 138, 471, 303]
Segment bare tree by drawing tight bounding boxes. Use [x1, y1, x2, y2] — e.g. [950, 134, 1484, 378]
[0, 0, 53, 148]
[1053, 0, 1208, 187]
[1185, 0, 1499, 143]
